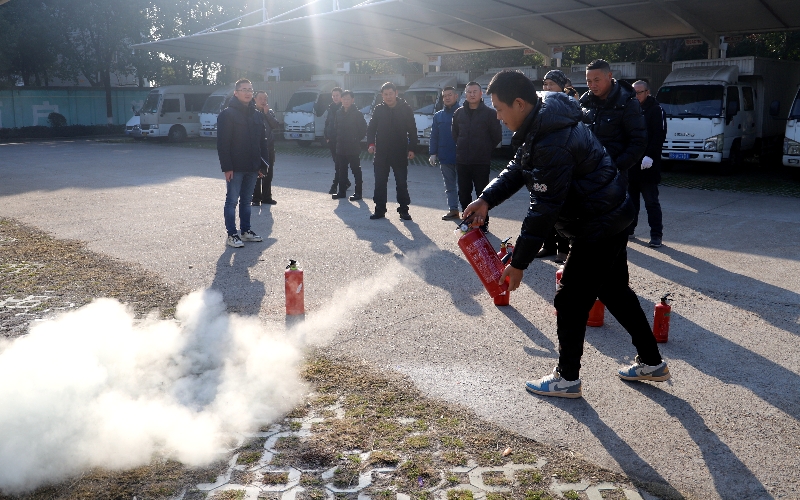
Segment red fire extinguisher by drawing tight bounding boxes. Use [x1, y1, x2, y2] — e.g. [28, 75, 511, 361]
[555, 266, 604, 326]
[456, 223, 508, 298]
[653, 293, 672, 343]
[285, 259, 304, 315]
[494, 237, 514, 306]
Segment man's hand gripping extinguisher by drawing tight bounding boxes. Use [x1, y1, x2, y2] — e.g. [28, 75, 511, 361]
[494, 238, 514, 306]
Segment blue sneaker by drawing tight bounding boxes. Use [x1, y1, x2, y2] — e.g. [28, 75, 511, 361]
[525, 367, 582, 399]
[618, 355, 671, 382]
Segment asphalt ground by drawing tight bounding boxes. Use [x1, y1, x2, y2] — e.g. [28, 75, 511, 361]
[1, 139, 799, 499]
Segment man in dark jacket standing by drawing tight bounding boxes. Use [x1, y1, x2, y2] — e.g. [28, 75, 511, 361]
[464, 70, 670, 399]
[366, 82, 417, 221]
[332, 90, 368, 201]
[217, 79, 269, 248]
[580, 59, 647, 176]
[628, 80, 666, 247]
[251, 91, 281, 206]
[429, 86, 460, 220]
[325, 87, 344, 194]
[452, 81, 502, 232]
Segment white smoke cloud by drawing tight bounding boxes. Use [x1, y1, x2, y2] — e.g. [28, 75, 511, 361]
[0, 252, 417, 494]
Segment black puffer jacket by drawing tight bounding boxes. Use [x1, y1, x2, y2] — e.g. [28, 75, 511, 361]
[451, 100, 503, 165]
[217, 97, 269, 172]
[324, 101, 342, 143]
[579, 80, 647, 172]
[366, 97, 417, 159]
[335, 105, 368, 156]
[629, 95, 667, 184]
[480, 92, 634, 270]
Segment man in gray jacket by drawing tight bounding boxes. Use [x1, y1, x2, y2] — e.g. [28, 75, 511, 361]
[452, 81, 502, 232]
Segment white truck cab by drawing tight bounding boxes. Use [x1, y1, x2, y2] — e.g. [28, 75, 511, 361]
[781, 86, 800, 167]
[282, 80, 338, 145]
[404, 72, 467, 149]
[138, 85, 217, 141]
[199, 86, 234, 138]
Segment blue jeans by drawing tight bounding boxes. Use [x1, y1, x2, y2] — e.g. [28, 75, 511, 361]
[224, 171, 259, 236]
[627, 181, 663, 239]
[440, 163, 459, 211]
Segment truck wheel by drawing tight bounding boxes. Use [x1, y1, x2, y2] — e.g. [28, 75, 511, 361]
[297, 140, 312, 147]
[168, 125, 187, 143]
[718, 141, 743, 175]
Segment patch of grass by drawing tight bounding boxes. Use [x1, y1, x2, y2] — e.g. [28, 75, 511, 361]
[446, 474, 460, 485]
[564, 491, 580, 500]
[441, 451, 468, 466]
[369, 450, 401, 467]
[332, 465, 360, 489]
[213, 490, 246, 500]
[478, 451, 505, 466]
[237, 451, 262, 465]
[289, 421, 303, 432]
[440, 436, 464, 449]
[486, 494, 510, 500]
[524, 491, 552, 500]
[409, 420, 429, 432]
[511, 451, 538, 464]
[276, 435, 301, 450]
[372, 490, 395, 500]
[398, 454, 437, 487]
[405, 435, 431, 450]
[271, 453, 288, 466]
[263, 472, 289, 485]
[482, 472, 510, 487]
[300, 474, 323, 487]
[515, 469, 543, 487]
[306, 488, 326, 500]
[447, 489, 474, 500]
[556, 469, 581, 483]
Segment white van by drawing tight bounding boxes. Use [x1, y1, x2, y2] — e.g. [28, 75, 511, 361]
[405, 73, 469, 149]
[138, 85, 217, 141]
[199, 86, 233, 138]
[780, 85, 800, 167]
[282, 80, 339, 145]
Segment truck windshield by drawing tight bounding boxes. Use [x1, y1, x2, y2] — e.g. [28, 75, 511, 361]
[285, 92, 319, 112]
[141, 93, 161, 114]
[790, 90, 800, 119]
[202, 95, 228, 114]
[404, 90, 440, 114]
[354, 92, 376, 113]
[657, 85, 724, 118]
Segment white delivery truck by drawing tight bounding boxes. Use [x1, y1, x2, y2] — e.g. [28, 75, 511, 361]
[570, 61, 671, 98]
[778, 85, 800, 167]
[404, 72, 470, 149]
[199, 86, 233, 138]
[658, 57, 800, 168]
[138, 85, 217, 141]
[282, 80, 340, 145]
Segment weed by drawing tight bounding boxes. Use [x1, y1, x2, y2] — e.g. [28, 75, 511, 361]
[557, 469, 581, 483]
[213, 490, 246, 500]
[300, 474, 323, 487]
[440, 436, 465, 449]
[482, 472, 510, 487]
[564, 491, 580, 500]
[441, 451, 467, 466]
[512, 451, 538, 465]
[307, 488, 326, 500]
[524, 491, 551, 500]
[478, 452, 505, 466]
[486, 494, 509, 500]
[263, 472, 289, 485]
[398, 455, 436, 485]
[447, 489, 473, 500]
[237, 451, 262, 465]
[333, 465, 360, 488]
[271, 453, 288, 466]
[405, 435, 431, 450]
[515, 470, 543, 487]
[347, 454, 362, 465]
[369, 450, 400, 466]
[289, 421, 303, 432]
[446, 474, 460, 485]
[372, 490, 395, 500]
[276, 436, 301, 450]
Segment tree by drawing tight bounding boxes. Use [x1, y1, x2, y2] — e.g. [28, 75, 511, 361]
[0, 1, 60, 86]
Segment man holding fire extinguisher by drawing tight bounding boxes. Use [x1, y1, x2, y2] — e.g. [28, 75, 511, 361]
[463, 70, 670, 399]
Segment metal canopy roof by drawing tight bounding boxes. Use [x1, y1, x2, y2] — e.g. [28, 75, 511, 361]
[133, 0, 800, 74]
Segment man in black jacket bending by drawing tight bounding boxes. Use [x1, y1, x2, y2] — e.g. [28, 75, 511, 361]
[366, 82, 417, 221]
[217, 79, 269, 248]
[580, 59, 647, 178]
[332, 90, 368, 201]
[628, 80, 666, 247]
[464, 70, 670, 399]
[452, 81, 502, 232]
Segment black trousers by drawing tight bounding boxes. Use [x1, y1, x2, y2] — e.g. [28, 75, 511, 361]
[554, 230, 663, 381]
[627, 181, 663, 239]
[252, 150, 275, 202]
[457, 163, 491, 221]
[543, 230, 570, 253]
[336, 154, 363, 195]
[329, 142, 339, 184]
[373, 154, 410, 214]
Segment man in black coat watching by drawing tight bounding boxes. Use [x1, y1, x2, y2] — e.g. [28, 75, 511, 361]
[452, 81, 502, 232]
[332, 90, 368, 201]
[464, 70, 670, 399]
[580, 59, 647, 178]
[217, 78, 269, 248]
[628, 80, 666, 248]
[366, 82, 417, 221]
[324, 87, 345, 194]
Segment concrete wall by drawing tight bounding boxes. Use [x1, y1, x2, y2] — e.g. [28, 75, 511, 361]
[0, 88, 152, 129]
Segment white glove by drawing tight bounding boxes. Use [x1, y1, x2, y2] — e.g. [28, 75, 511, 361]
[429, 155, 438, 167]
[641, 156, 653, 169]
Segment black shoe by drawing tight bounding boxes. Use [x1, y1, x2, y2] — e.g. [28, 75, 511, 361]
[399, 212, 412, 221]
[349, 194, 362, 201]
[332, 193, 346, 199]
[328, 183, 338, 195]
[370, 212, 386, 220]
[251, 200, 261, 206]
[263, 199, 277, 205]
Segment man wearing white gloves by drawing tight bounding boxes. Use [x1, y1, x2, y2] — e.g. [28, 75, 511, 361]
[627, 80, 667, 248]
[429, 86, 460, 220]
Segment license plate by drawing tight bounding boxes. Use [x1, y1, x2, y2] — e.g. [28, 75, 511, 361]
[669, 152, 690, 160]
[289, 133, 302, 138]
